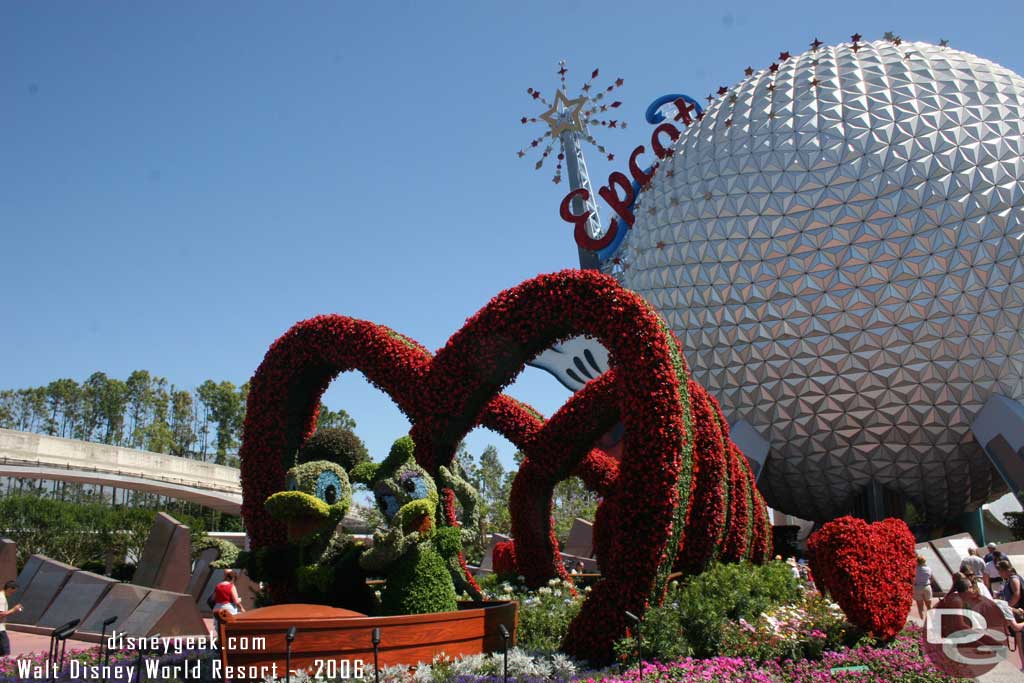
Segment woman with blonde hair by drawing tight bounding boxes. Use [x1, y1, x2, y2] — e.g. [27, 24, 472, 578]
[962, 567, 993, 598]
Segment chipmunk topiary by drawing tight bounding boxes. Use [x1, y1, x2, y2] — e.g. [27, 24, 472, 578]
[258, 448, 374, 613]
[354, 436, 480, 615]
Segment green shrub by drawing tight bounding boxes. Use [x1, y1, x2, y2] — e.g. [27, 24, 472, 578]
[80, 560, 106, 575]
[110, 563, 135, 582]
[246, 545, 299, 583]
[483, 577, 584, 653]
[615, 560, 802, 662]
[193, 535, 240, 569]
[298, 428, 370, 471]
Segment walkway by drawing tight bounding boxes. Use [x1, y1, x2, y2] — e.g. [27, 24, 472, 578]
[0, 428, 241, 514]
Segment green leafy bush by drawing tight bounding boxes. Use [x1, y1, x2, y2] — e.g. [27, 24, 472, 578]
[483, 577, 584, 653]
[614, 560, 802, 662]
[192, 535, 240, 569]
[297, 427, 370, 471]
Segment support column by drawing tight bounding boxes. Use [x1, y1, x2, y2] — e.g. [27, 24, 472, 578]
[865, 479, 886, 523]
[960, 508, 986, 547]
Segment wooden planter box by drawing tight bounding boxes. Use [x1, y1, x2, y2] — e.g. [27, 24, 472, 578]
[218, 601, 518, 680]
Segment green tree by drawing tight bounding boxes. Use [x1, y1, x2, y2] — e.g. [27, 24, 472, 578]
[0, 390, 15, 429]
[125, 370, 154, 448]
[77, 372, 109, 441]
[316, 404, 357, 431]
[170, 388, 197, 456]
[197, 380, 245, 464]
[44, 379, 81, 438]
[142, 379, 174, 453]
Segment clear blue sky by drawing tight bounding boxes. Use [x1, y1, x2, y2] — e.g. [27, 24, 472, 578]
[3, 1, 1022, 469]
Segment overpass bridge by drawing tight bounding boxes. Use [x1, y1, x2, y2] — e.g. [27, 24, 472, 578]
[0, 428, 242, 514]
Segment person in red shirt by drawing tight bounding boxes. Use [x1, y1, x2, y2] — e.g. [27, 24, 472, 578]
[212, 569, 245, 632]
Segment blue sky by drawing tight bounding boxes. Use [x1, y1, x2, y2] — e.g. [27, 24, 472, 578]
[3, 1, 1023, 469]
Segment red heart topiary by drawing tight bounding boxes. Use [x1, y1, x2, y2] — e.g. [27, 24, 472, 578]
[807, 516, 916, 640]
[492, 540, 518, 577]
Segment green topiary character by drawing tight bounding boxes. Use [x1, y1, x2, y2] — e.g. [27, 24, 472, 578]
[262, 457, 374, 613]
[355, 436, 472, 614]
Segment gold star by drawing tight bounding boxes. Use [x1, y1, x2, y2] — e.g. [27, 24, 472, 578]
[669, 196, 680, 206]
[538, 89, 587, 137]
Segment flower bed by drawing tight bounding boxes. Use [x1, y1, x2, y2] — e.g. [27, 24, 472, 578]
[241, 627, 966, 683]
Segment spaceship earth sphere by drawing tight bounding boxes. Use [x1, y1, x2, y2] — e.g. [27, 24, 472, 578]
[613, 40, 1024, 522]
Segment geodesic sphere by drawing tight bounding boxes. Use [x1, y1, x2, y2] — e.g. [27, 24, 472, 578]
[613, 40, 1024, 522]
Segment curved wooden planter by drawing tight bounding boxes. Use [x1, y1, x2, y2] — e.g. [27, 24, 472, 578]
[219, 601, 518, 679]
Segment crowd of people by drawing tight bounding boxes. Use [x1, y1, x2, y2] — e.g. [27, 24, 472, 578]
[915, 542, 1024, 660]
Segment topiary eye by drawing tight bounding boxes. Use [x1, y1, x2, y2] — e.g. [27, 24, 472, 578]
[316, 471, 343, 505]
[403, 479, 417, 493]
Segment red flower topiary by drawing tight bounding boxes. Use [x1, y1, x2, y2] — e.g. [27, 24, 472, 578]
[672, 380, 728, 574]
[239, 269, 769, 664]
[492, 540, 518, 577]
[807, 516, 916, 640]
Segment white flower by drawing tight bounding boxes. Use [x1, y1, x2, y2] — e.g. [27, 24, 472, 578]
[548, 652, 579, 679]
[538, 587, 552, 595]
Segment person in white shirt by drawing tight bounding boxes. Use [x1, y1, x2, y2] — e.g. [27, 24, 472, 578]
[961, 547, 987, 579]
[0, 581, 24, 657]
[986, 551, 1006, 594]
[914, 555, 934, 618]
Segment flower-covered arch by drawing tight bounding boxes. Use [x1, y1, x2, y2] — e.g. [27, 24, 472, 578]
[239, 269, 769, 663]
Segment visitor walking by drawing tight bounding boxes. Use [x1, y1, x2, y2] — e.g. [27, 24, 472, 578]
[986, 550, 1006, 594]
[0, 581, 23, 657]
[984, 542, 998, 563]
[960, 547, 987, 578]
[211, 569, 246, 638]
[914, 555, 934, 619]
[998, 560, 1024, 610]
